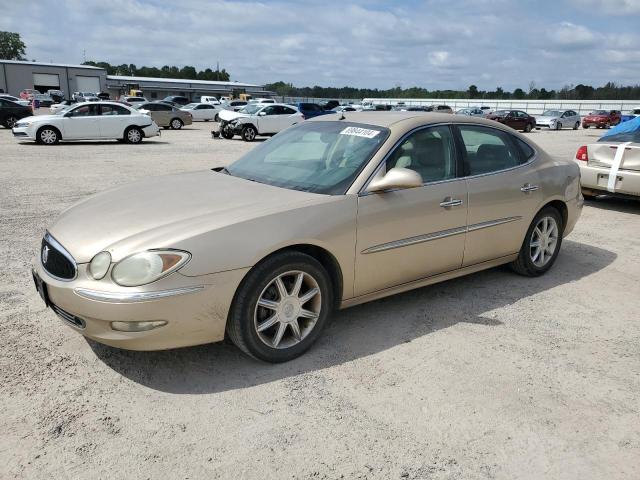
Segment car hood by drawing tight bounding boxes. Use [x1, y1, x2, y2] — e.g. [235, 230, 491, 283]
[19, 114, 58, 123]
[48, 171, 332, 263]
[218, 109, 250, 121]
[536, 115, 558, 122]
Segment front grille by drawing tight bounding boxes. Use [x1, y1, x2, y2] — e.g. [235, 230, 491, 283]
[41, 234, 76, 280]
[51, 303, 86, 329]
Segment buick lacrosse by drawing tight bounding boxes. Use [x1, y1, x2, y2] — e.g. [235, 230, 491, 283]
[32, 112, 582, 362]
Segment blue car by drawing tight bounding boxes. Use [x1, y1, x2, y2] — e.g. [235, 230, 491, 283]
[294, 102, 332, 119]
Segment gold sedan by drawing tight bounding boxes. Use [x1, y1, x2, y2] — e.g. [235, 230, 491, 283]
[32, 112, 583, 362]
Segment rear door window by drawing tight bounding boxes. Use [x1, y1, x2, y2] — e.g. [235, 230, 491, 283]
[457, 125, 523, 175]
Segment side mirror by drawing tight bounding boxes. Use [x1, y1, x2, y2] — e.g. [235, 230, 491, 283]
[366, 167, 423, 193]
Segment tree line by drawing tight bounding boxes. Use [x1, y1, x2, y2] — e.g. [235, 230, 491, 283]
[82, 61, 231, 81]
[265, 81, 640, 101]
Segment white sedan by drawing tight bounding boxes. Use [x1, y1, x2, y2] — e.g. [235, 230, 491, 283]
[180, 102, 220, 121]
[217, 103, 303, 141]
[12, 101, 160, 145]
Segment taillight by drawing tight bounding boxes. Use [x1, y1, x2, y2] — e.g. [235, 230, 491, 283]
[575, 145, 588, 162]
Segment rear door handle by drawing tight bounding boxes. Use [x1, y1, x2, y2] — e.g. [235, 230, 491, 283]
[520, 183, 539, 193]
[440, 197, 463, 208]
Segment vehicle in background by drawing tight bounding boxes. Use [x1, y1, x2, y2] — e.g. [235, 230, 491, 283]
[249, 98, 276, 104]
[97, 92, 111, 100]
[0, 94, 30, 106]
[575, 129, 640, 199]
[47, 90, 65, 103]
[582, 110, 621, 129]
[19, 89, 38, 100]
[50, 99, 76, 114]
[619, 109, 640, 123]
[33, 94, 55, 108]
[425, 105, 453, 114]
[480, 106, 493, 114]
[180, 103, 220, 122]
[486, 110, 536, 132]
[294, 102, 332, 119]
[0, 98, 34, 128]
[535, 110, 581, 130]
[218, 103, 303, 141]
[221, 100, 248, 112]
[332, 105, 359, 112]
[12, 101, 160, 144]
[136, 102, 192, 129]
[456, 107, 485, 116]
[162, 95, 190, 106]
[200, 96, 221, 105]
[320, 100, 340, 110]
[73, 92, 99, 102]
[119, 95, 148, 106]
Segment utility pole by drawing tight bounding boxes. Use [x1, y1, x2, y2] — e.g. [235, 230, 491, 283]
[82, 49, 86, 63]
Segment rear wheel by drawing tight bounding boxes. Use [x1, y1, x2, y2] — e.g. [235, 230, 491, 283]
[573, 121, 580, 130]
[242, 125, 257, 141]
[170, 118, 183, 130]
[4, 115, 18, 128]
[227, 251, 333, 362]
[555, 122, 562, 130]
[510, 207, 563, 277]
[36, 126, 60, 145]
[523, 123, 533, 133]
[124, 126, 143, 144]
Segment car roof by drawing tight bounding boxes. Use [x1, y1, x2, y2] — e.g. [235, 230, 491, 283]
[309, 111, 527, 132]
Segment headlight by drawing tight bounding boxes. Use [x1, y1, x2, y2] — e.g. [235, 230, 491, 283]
[88, 251, 111, 280]
[15, 121, 32, 128]
[111, 250, 190, 287]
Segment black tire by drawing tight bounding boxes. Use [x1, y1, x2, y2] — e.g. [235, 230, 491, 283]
[583, 124, 589, 129]
[227, 251, 333, 363]
[221, 125, 234, 139]
[573, 122, 580, 130]
[170, 118, 183, 130]
[523, 123, 533, 133]
[241, 125, 257, 142]
[510, 206, 564, 277]
[124, 126, 143, 144]
[555, 122, 562, 130]
[581, 188, 597, 199]
[4, 115, 18, 129]
[36, 126, 60, 145]
[214, 114, 220, 122]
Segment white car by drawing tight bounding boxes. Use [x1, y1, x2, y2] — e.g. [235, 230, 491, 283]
[180, 102, 221, 121]
[248, 98, 276, 104]
[49, 100, 76, 114]
[218, 103, 303, 141]
[0, 94, 30, 107]
[12, 101, 160, 145]
[200, 96, 221, 105]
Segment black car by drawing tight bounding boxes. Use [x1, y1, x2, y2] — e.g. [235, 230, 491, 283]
[162, 95, 190, 106]
[320, 100, 339, 110]
[0, 98, 32, 128]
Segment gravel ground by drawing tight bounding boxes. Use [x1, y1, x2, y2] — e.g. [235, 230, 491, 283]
[1, 116, 638, 479]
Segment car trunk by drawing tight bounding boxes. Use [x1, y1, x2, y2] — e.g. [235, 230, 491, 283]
[587, 142, 640, 172]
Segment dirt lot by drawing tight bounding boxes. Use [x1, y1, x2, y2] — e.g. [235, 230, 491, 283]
[0, 117, 638, 479]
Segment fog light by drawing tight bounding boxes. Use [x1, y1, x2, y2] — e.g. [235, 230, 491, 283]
[111, 320, 167, 332]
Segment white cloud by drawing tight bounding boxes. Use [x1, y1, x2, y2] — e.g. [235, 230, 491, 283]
[570, 0, 640, 15]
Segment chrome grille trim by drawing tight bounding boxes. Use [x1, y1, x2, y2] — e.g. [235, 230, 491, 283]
[51, 304, 86, 329]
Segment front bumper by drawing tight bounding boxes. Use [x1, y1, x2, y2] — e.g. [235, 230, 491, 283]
[33, 259, 250, 350]
[578, 163, 640, 197]
[12, 125, 36, 140]
[582, 120, 609, 127]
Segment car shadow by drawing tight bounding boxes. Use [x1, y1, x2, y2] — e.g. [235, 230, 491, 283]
[584, 196, 640, 215]
[90, 239, 616, 394]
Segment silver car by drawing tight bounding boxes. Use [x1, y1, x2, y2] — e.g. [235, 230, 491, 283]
[535, 110, 581, 130]
[456, 107, 486, 117]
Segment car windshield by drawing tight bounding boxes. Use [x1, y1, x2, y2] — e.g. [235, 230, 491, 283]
[542, 110, 561, 116]
[226, 121, 390, 195]
[239, 104, 264, 115]
[55, 105, 74, 115]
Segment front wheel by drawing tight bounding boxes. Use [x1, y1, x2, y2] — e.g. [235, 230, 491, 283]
[241, 125, 257, 142]
[220, 124, 234, 139]
[36, 126, 60, 145]
[170, 118, 183, 130]
[583, 124, 589, 129]
[523, 123, 533, 133]
[555, 122, 562, 130]
[124, 126, 143, 144]
[227, 251, 333, 362]
[510, 207, 563, 277]
[573, 121, 580, 130]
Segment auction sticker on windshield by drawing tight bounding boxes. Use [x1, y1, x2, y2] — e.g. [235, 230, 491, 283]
[340, 126, 381, 138]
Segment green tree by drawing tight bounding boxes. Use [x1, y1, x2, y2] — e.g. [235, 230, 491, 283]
[513, 88, 526, 99]
[0, 31, 26, 60]
[467, 85, 479, 98]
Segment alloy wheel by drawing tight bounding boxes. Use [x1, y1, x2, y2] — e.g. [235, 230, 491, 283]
[529, 216, 558, 268]
[40, 129, 57, 144]
[253, 270, 322, 349]
[171, 119, 182, 129]
[6, 116, 18, 128]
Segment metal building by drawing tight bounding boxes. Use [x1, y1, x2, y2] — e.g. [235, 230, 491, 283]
[0, 60, 107, 97]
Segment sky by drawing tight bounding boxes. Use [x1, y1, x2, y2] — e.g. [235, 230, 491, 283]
[1, 0, 639, 90]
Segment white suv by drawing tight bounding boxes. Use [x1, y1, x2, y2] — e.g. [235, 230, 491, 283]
[12, 102, 160, 145]
[217, 103, 303, 141]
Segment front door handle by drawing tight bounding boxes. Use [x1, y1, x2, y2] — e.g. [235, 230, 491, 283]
[440, 197, 463, 208]
[520, 183, 539, 193]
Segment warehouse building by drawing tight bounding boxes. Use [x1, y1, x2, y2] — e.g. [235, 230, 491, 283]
[105, 75, 273, 101]
[0, 60, 106, 97]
